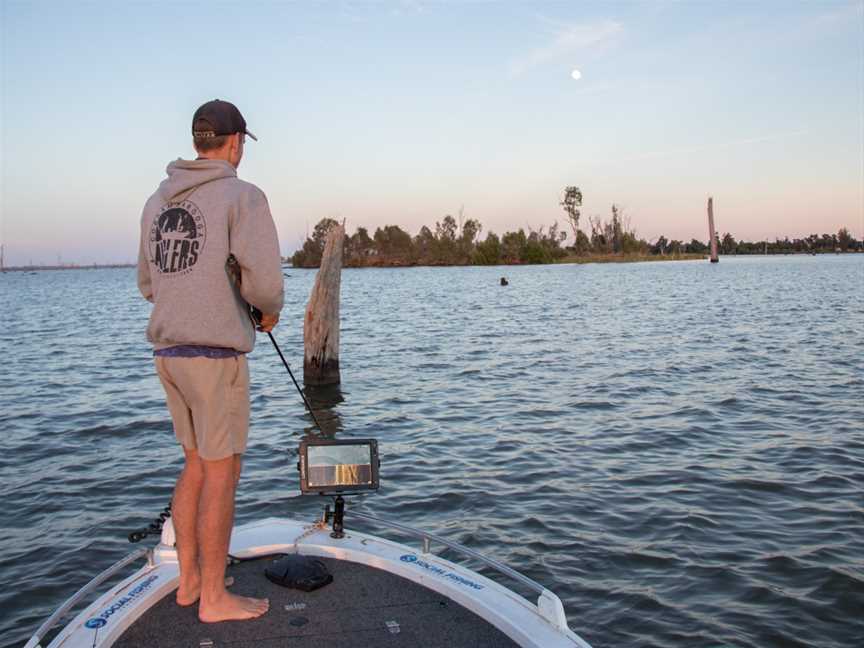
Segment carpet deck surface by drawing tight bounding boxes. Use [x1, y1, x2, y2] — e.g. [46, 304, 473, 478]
[114, 555, 519, 647]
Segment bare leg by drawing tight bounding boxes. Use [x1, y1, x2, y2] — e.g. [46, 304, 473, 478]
[198, 453, 269, 623]
[174, 447, 204, 606]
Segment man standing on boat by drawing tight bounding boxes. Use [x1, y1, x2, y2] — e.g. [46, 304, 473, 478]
[137, 100, 283, 623]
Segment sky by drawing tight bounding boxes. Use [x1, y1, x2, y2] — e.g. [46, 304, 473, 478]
[1, 0, 862, 265]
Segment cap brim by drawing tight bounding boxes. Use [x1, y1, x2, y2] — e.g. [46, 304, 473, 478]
[246, 130, 258, 142]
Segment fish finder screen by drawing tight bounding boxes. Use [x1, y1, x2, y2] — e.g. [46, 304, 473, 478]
[308, 445, 372, 487]
[299, 439, 379, 493]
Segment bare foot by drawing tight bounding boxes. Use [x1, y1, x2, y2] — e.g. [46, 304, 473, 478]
[199, 591, 269, 623]
[176, 569, 201, 607]
[177, 576, 235, 607]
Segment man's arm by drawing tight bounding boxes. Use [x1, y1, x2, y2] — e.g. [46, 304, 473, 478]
[229, 187, 284, 317]
[137, 217, 154, 303]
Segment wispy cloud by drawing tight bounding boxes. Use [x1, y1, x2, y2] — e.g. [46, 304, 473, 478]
[812, 1, 864, 28]
[337, 0, 426, 22]
[510, 19, 624, 77]
[390, 0, 425, 16]
[615, 130, 810, 164]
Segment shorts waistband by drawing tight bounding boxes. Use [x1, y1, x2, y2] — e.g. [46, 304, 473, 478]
[154, 345, 243, 359]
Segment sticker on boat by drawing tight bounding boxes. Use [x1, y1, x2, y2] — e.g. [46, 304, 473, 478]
[84, 574, 160, 629]
[400, 554, 484, 590]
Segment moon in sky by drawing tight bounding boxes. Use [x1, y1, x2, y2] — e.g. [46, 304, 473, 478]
[571, 69, 582, 81]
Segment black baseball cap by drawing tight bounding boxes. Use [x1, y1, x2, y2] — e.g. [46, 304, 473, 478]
[192, 99, 257, 141]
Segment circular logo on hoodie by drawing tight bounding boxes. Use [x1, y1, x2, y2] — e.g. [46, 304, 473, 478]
[149, 200, 207, 275]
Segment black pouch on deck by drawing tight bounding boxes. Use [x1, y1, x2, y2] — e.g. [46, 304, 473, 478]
[264, 555, 333, 591]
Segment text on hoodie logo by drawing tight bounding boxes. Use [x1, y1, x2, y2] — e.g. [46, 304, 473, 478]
[150, 200, 207, 275]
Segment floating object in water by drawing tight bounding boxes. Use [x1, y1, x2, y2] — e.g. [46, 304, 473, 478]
[500, 277, 509, 286]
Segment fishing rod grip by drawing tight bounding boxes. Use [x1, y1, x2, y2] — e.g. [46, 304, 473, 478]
[250, 306, 264, 326]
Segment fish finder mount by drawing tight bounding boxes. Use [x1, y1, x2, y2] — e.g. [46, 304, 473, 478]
[321, 497, 347, 539]
[296, 438, 380, 539]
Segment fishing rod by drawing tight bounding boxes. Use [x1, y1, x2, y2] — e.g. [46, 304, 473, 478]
[250, 307, 323, 431]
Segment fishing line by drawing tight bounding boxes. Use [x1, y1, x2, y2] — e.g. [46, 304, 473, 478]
[265, 329, 324, 432]
[249, 306, 323, 432]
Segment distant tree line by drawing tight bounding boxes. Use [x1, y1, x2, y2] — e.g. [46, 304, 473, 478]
[557, 185, 862, 257]
[292, 214, 573, 268]
[707, 228, 862, 255]
[289, 187, 862, 267]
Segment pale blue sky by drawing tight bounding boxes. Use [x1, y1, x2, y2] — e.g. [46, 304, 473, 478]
[1, 0, 862, 265]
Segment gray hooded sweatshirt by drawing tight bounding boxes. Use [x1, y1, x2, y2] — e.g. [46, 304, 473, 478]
[137, 159, 284, 352]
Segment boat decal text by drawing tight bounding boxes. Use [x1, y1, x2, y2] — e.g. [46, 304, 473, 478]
[284, 602, 307, 611]
[84, 575, 159, 629]
[400, 554, 484, 590]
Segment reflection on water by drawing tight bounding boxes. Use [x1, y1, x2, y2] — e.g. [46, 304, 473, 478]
[302, 386, 375, 487]
[303, 383, 344, 439]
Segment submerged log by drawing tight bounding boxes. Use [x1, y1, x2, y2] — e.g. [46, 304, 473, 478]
[304, 224, 344, 385]
[708, 197, 719, 263]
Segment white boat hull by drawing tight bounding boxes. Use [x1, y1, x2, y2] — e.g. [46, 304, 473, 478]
[30, 516, 592, 648]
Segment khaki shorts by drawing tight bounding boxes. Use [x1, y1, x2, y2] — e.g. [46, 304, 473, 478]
[155, 355, 250, 461]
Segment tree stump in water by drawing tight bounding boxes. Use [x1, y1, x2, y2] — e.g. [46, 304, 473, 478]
[708, 196, 719, 263]
[304, 224, 344, 385]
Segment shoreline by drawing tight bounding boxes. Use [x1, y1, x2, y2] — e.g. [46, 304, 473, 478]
[295, 250, 860, 270]
[4, 250, 859, 273]
[0, 263, 136, 273]
[293, 253, 708, 269]
[557, 252, 704, 264]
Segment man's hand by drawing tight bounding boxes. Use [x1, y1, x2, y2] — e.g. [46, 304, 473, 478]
[257, 312, 280, 333]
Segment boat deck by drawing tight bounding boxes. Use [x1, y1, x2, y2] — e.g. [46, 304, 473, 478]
[114, 555, 519, 647]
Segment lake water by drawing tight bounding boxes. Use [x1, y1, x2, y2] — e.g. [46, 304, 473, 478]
[1, 255, 862, 648]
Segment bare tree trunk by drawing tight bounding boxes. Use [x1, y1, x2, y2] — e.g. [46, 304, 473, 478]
[708, 197, 719, 263]
[304, 224, 344, 385]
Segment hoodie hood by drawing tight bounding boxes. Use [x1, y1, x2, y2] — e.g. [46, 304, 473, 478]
[158, 158, 237, 203]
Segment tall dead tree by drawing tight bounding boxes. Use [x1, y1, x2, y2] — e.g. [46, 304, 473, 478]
[560, 186, 583, 243]
[707, 197, 719, 263]
[304, 223, 344, 385]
